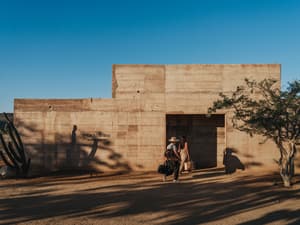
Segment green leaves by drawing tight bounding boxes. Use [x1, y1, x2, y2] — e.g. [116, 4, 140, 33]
[208, 78, 299, 187]
[208, 78, 300, 142]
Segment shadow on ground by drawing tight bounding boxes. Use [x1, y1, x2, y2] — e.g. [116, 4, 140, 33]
[0, 169, 300, 225]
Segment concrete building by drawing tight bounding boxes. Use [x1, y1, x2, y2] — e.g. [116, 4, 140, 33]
[14, 64, 281, 175]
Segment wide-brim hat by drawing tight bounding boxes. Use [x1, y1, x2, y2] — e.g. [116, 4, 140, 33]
[168, 136, 179, 142]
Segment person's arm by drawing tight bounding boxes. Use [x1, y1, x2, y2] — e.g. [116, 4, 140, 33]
[173, 145, 180, 160]
[185, 142, 190, 160]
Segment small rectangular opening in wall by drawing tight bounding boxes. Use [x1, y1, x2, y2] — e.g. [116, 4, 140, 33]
[166, 114, 225, 169]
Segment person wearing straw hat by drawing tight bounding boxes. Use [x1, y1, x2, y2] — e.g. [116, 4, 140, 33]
[163, 136, 181, 182]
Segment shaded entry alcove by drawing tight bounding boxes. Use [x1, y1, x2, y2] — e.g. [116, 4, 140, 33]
[166, 114, 225, 169]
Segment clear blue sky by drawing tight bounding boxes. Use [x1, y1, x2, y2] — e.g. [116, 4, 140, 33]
[1, 0, 300, 112]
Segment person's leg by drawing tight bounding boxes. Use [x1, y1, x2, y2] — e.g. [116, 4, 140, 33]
[162, 174, 166, 181]
[179, 151, 187, 173]
[173, 161, 180, 181]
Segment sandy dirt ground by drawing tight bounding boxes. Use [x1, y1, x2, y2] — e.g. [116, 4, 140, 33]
[0, 168, 300, 225]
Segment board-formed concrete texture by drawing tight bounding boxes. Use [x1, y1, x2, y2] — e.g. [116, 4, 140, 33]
[14, 64, 281, 175]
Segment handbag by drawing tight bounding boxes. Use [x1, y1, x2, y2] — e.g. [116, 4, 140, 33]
[184, 160, 193, 171]
[157, 164, 166, 174]
[157, 160, 174, 175]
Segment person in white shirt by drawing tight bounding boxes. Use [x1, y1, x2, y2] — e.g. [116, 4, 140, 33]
[163, 136, 181, 182]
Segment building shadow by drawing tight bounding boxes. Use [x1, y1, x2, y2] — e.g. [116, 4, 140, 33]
[0, 169, 300, 225]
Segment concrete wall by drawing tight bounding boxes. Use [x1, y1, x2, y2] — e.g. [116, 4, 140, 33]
[113, 64, 281, 170]
[14, 64, 282, 175]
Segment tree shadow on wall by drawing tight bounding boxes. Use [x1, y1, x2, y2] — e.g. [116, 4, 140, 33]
[223, 147, 245, 174]
[79, 129, 131, 172]
[66, 125, 79, 168]
[15, 122, 132, 176]
[62, 125, 132, 174]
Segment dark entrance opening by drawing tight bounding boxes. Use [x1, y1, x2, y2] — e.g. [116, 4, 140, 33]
[166, 114, 225, 169]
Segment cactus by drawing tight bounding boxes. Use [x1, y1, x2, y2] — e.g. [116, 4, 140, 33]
[0, 113, 30, 177]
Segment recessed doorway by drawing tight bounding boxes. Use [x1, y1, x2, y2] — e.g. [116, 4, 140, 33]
[166, 114, 225, 169]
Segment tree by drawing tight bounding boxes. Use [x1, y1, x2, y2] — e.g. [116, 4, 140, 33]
[208, 78, 300, 187]
[0, 113, 31, 177]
